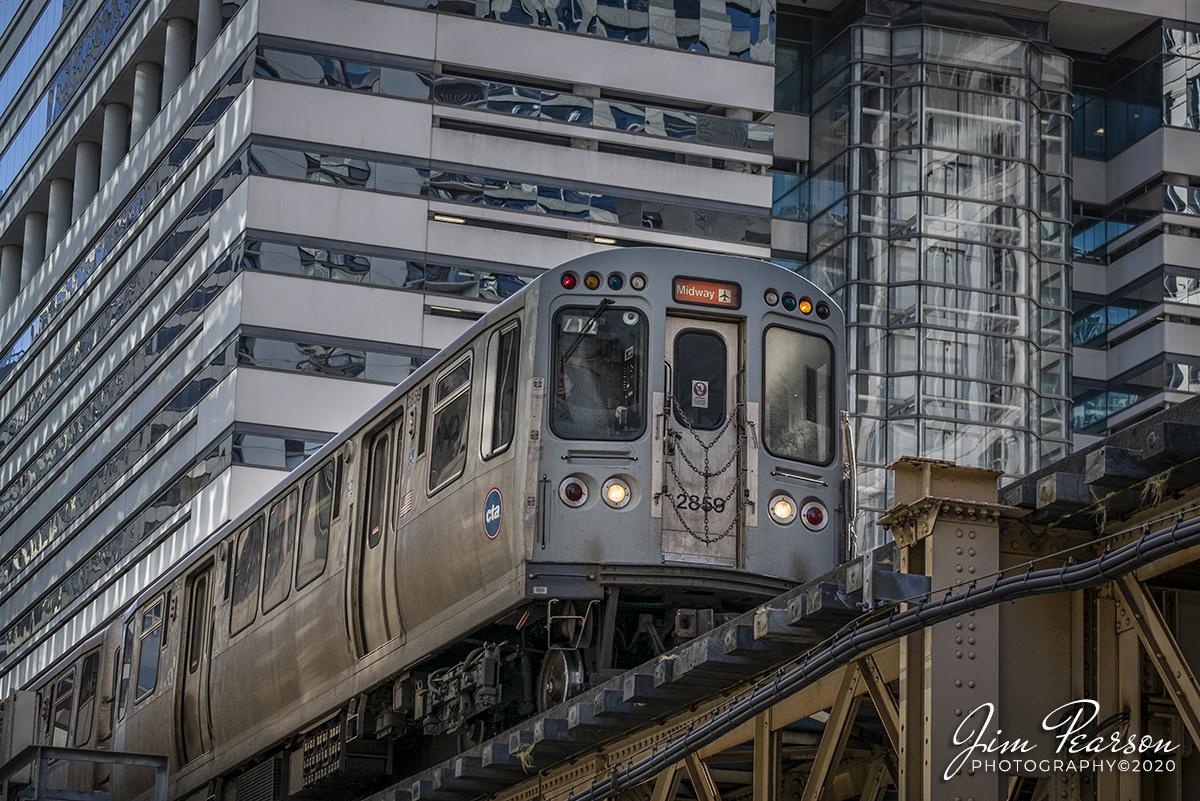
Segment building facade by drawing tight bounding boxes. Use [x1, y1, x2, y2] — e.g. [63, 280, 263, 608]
[6, 0, 1200, 697]
[771, 0, 1200, 544]
[0, 0, 779, 693]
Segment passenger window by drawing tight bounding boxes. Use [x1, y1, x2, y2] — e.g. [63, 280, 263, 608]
[230, 517, 265, 635]
[482, 322, 520, 459]
[366, 434, 390, 547]
[117, 621, 134, 720]
[762, 327, 835, 464]
[263, 491, 298, 613]
[51, 666, 75, 746]
[428, 355, 472, 493]
[296, 459, 336, 589]
[135, 598, 165, 703]
[75, 652, 99, 746]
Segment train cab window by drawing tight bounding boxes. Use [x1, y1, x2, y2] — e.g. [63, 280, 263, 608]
[428, 354, 472, 493]
[263, 491, 298, 613]
[230, 517, 265, 635]
[117, 620, 134, 720]
[762, 327, 835, 464]
[50, 666, 75, 746]
[296, 459, 336, 589]
[673, 331, 727, 430]
[552, 307, 646, 441]
[74, 652, 99, 746]
[366, 434, 391, 547]
[482, 322, 520, 459]
[135, 597, 165, 703]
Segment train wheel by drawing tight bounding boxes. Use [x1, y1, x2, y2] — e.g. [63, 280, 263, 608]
[537, 648, 584, 711]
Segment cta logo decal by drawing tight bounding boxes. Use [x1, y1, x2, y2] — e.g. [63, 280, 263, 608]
[483, 488, 503, 539]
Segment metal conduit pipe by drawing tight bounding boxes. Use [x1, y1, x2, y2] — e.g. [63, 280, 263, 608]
[568, 513, 1200, 801]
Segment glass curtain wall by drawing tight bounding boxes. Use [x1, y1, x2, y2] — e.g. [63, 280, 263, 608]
[797, 3, 1072, 547]
[1073, 23, 1200, 160]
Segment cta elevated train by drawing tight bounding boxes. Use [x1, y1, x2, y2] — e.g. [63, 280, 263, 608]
[16, 249, 847, 801]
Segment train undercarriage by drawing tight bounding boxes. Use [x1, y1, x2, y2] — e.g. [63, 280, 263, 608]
[286, 587, 766, 797]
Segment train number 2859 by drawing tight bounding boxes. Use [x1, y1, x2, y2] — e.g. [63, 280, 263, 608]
[675, 493, 726, 513]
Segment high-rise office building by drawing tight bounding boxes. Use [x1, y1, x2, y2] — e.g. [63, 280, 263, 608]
[0, 0, 780, 692]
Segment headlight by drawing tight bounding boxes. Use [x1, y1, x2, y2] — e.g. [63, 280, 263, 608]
[768, 494, 797, 524]
[801, 501, 828, 531]
[559, 477, 588, 507]
[602, 478, 631, 508]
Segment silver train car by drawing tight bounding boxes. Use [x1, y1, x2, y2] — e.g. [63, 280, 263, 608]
[16, 249, 847, 801]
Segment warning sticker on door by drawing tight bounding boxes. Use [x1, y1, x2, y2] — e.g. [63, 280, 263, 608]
[691, 380, 709, 408]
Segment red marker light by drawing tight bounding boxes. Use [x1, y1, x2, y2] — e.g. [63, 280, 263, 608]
[561, 273, 578, 289]
[564, 482, 584, 503]
[801, 501, 828, 531]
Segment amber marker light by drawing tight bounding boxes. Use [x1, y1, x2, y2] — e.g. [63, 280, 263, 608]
[584, 272, 602, 290]
[798, 297, 813, 315]
[603, 478, 631, 508]
[768, 494, 797, 524]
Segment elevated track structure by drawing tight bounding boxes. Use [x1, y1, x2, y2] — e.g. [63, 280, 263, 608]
[354, 411, 1200, 801]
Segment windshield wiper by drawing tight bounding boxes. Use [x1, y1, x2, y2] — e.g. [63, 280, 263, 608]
[560, 298, 614, 363]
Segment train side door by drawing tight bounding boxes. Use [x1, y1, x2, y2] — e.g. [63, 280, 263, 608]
[359, 425, 402, 653]
[661, 316, 743, 566]
[179, 565, 213, 762]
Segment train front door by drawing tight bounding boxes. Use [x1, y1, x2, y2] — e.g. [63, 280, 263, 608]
[179, 565, 213, 763]
[661, 316, 743, 566]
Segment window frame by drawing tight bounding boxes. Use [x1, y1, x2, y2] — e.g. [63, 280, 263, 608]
[134, 596, 166, 705]
[296, 458, 337, 590]
[671, 328, 729, 431]
[481, 319, 521, 460]
[262, 490, 298, 614]
[49, 665, 75, 747]
[427, 352, 473, 495]
[188, 575, 210, 673]
[550, 305, 648, 442]
[74, 651, 99, 746]
[229, 516, 265, 636]
[760, 324, 837, 466]
[365, 432, 392, 548]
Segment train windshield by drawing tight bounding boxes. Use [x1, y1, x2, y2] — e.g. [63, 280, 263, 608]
[552, 306, 646, 441]
[763, 327, 835, 464]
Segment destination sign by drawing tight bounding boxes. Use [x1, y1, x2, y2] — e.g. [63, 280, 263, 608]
[673, 277, 740, 309]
